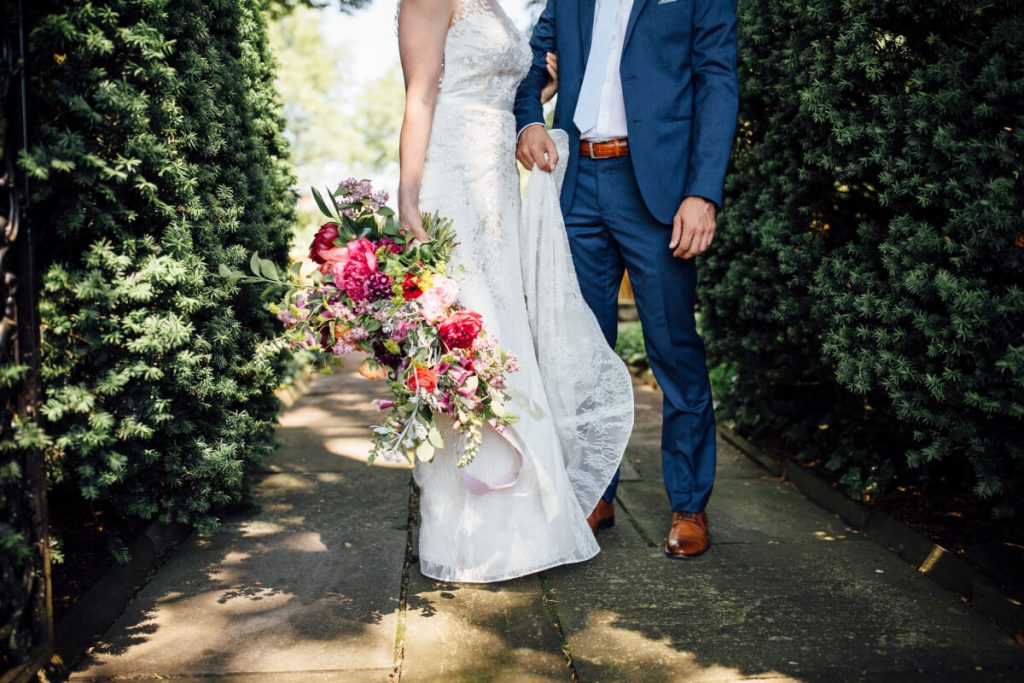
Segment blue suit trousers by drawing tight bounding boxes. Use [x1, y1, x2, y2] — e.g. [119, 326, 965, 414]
[565, 155, 717, 513]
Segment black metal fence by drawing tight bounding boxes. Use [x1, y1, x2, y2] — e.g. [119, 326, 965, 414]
[0, 0, 52, 678]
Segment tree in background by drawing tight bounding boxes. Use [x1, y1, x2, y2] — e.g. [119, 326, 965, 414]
[268, 0, 371, 18]
[702, 0, 1023, 516]
[270, 5, 403, 252]
[350, 64, 403, 178]
[269, 4, 361, 190]
[270, 6, 403, 189]
[22, 0, 295, 533]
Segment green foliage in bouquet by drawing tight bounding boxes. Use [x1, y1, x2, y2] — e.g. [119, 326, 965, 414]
[21, 0, 295, 532]
[702, 0, 1023, 515]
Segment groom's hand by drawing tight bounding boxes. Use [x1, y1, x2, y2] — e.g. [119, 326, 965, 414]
[517, 125, 559, 172]
[670, 196, 717, 259]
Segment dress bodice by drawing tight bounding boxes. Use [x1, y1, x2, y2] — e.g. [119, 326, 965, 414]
[438, 0, 531, 110]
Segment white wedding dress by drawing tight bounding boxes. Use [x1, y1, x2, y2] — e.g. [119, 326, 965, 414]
[410, 0, 634, 583]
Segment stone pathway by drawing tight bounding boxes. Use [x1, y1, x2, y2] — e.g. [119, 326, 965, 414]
[73, 368, 1023, 682]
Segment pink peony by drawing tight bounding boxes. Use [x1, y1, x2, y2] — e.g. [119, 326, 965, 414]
[418, 289, 449, 322]
[317, 247, 349, 274]
[427, 274, 460, 308]
[332, 238, 378, 300]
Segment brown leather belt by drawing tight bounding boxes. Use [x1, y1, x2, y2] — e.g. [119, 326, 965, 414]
[580, 139, 629, 159]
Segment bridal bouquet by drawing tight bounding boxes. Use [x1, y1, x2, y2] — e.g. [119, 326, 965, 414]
[221, 179, 519, 467]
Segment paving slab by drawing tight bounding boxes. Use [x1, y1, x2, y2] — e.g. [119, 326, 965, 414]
[402, 574, 567, 682]
[72, 370, 1024, 683]
[595, 510, 650, 550]
[267, 370, 402, 475]
[73, 524, 407, 679]
[618, 479, 861, 546]
[154, 673, 394, 683]
[625, 436, 765, 485]
[73, 370, 411, 681]
[543, 544, 1021, 681]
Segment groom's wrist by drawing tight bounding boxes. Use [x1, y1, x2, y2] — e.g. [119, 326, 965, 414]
[517, 121, 545, 141]
[683, 193, 721, 213]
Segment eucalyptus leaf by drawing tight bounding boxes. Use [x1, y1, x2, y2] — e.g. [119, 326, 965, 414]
[249, 251, 261, 276]
[260, 258, 279, 281]
[427, 427, 445, 449]
[416, 441, 435, 462]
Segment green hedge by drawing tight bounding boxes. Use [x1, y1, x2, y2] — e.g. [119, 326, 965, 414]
[703, 0, 1023, 515]
[22, 0, 294, 532]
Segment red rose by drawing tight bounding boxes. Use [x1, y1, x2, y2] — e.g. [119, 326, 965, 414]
[439, 310, 484, 350]
[405, 366, 438, 393]
[310, 222, 340, 264]
[402, 273, 423, 300]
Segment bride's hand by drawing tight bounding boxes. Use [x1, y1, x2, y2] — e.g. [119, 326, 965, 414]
[540, 52, 558, 104]
[400, 208, 431, 244]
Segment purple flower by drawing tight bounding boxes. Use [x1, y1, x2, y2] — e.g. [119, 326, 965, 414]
[336, 178, 390, 218]
[366, 271, 393, 301]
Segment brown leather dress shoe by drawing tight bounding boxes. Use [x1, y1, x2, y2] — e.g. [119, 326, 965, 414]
[665, 511, 710, 559]
[587, 499, 615, 534]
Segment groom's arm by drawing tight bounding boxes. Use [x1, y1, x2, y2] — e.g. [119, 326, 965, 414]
[513, 0, 557, 135]
[670, 0, 738, 259]
[683, 0, 739, 208]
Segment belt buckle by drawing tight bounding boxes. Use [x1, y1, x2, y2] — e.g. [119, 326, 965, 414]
[587, 141, 599, 160]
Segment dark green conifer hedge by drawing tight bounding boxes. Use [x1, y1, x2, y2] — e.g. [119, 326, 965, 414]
[22, 0, 294, 531]
[703, 0, 1023, 514]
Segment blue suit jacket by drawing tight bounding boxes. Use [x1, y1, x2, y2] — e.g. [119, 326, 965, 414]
[514, 0, 739, 225]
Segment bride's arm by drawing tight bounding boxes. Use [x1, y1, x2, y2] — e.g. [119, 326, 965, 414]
[397, 0, 454, 242]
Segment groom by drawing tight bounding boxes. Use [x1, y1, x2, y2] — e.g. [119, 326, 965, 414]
[514, 0, 738, 558]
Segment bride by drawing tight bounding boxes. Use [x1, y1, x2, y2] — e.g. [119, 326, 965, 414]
[396, 0, 633, 583]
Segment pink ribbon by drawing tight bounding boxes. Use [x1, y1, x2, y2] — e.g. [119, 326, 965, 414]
[460, 424, 524, 495]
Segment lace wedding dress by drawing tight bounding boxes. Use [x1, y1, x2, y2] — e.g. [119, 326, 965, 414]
[411, 0, 634, 583]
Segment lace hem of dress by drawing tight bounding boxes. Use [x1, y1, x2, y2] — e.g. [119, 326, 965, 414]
[418, 540, 600, 584]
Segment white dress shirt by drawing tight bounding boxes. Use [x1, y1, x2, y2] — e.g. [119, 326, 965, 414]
[579, 0, 634, 141]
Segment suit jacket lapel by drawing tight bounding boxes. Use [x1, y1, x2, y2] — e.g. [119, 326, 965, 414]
[580, 0, 597, 63]
[622, 0, 652, 54]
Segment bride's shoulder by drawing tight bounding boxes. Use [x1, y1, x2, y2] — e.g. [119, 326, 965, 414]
[397, 0, 460, 34]
[398, 0, 459, 19]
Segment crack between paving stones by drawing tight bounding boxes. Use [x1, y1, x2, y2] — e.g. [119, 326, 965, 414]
[612, 494, 659, 548]
[390, 475, 418, 683]
[540, 575, 581, 682]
